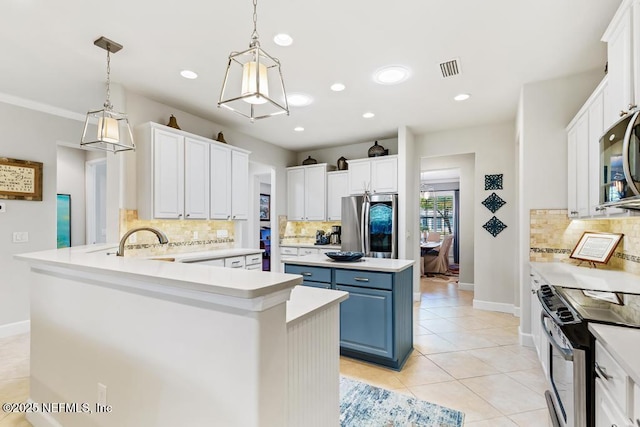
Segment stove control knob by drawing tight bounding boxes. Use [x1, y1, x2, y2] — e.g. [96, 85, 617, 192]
[541, 286, 553, 297]
[559, 311, 574, 322]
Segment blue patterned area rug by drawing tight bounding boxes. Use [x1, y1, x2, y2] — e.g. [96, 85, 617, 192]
[340, 377, 464, 427]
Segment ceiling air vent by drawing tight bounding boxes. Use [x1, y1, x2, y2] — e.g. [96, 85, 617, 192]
[439, 58, 461, 78]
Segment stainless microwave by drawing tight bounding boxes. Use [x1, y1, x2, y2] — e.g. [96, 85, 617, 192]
[599, 110, 640, 210]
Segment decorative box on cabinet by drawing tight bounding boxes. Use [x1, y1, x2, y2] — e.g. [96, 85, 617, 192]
[347, 155, 398, 195]
[286, 164, 329, 221]
[327, 171, 348, 221]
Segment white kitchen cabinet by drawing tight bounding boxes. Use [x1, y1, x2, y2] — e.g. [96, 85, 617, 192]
[152, 128, 184, 219]
[567, 125, 578, 218]
[347, 156, 398, 195]
[529, 270, 549, 377]
[567, 112, 589, 218]
[327, 171, 348, 221]
[209, 142, 250, 220]
[588, 87, 606, 217]
[633, 383, 640, 426]
[596, 378, 630, 427]
[286, 164, 328, 221]
[603, 1, 635, 128]
[224, 256, 246, 269]
[184, 138, 210, 219]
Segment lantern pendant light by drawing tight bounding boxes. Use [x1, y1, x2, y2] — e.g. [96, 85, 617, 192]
[81, 36, 135, 153]
[218, 0, 289, 121]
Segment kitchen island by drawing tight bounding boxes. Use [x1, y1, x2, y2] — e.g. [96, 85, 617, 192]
[16, 246, 346, 427]
[284, 255, 414, 370]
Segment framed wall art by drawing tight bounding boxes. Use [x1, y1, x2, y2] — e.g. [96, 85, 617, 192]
[570, 231, 623, 264]
[57, 194, 71, 248]
[260, 194, 270, 221]
[0, 157, 43, 201]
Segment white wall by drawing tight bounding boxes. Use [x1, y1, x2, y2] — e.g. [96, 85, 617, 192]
[420, 154, 475, 287]
[296, 137, 398, 167]
[0, 101, 82, 334]
[417, 122, 517, 312]
[517, 69, 603, 337]
[56, 146, 86, 246]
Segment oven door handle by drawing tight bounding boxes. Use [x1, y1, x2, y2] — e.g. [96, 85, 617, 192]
[540, 311, 574, 361]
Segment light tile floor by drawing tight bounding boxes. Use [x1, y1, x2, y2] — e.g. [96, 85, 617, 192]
[0, 278, 551, 426]
[339, 277, 553, 426]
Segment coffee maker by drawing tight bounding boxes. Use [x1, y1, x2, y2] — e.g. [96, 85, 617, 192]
[329, 226, 341, 245]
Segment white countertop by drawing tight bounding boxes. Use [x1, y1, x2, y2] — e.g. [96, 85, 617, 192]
[588, 323, 640, 384]
[283, 254, 414, 272]
[530, 262, 640, 294]
[286, 286, 348, 326]
[281, 243, 342, 250]
[168, 248, 263, 263]
[16, 245, 300, 299]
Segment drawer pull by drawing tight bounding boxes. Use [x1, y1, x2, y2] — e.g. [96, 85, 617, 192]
[595, 362, 612, 381]
[354, 277, 369, 282]
[232, 261, 241, 265]
[301, 272, 312, 276]
[636, 419, 639, 427]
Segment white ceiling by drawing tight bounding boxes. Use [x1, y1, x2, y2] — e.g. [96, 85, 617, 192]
[1, 0, 620, 151]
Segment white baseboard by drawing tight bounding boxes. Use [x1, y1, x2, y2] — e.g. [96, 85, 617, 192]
[472, 299, 516, 315]
[413, 292, 421, 302]
[458, 282, 474, 291]
[0, 320, 30, 339]
[519, 329, 534, 347]
[26, 400, 64, 427]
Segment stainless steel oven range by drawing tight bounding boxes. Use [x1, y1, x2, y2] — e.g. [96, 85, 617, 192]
[538, 284, 591, 427]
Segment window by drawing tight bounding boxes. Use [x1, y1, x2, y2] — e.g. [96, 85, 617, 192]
[420, 191, 455, 236]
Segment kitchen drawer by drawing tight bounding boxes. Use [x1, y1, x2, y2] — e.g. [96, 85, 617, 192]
[245, 264, 262, 271]
[284, 265, 332, 284]
[281, 247, 299, 256]
[224, 256, 246, 269]
[299, 247, 320, 256]
[245, 253, 262, 266]
[595, 341, 628, 411]
[300, 281, 330, 289]
[335, 269, 392, 290]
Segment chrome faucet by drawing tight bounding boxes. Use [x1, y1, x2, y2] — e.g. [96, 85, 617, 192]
[117, 227, 169, 257]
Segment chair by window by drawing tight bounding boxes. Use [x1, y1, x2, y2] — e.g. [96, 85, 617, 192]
[426, 231, 441, 242]
[423, 235, 453, 274]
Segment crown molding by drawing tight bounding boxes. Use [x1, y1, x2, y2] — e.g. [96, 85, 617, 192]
[0, 92, 85, 122]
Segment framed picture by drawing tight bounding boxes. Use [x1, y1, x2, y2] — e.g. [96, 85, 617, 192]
[57, 194, 71, 248]
[0, 157, 43, 201]
[570, 231, 623, 264]
[259, 194, 270, 221]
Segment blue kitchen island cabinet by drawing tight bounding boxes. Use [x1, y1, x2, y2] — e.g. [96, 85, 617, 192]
[284, 256, 414, 370]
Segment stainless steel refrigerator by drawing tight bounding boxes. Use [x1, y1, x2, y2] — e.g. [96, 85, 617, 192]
[341, 193, 398, 258]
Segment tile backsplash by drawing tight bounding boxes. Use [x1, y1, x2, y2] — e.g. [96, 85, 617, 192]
[280, 218, 341, 244]
[119, 209, 235, 257]
[530, 209, 640, 275]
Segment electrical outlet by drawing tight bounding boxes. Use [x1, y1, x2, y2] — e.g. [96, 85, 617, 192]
[13, 232, 28, 243]
[97, 383, 107, 406]
[0, 202, 6, 213]
[193, 231, 199, 240]
[216, 229, 228, 238]
[129, 234, 137, 244]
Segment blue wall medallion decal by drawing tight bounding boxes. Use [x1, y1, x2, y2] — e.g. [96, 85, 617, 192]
[481, 192, 506, 213]
[484, 174, 503, 190]
[483, 216, 507, 237]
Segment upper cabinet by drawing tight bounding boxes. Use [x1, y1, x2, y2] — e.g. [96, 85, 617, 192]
[327, 171, 348, 221]
[136, 122, 250, 221]
[287, 164, 328, 221]
[602, 0, 638, 129]
[347, 155, 398, 195]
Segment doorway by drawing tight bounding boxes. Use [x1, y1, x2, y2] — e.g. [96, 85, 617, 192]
[86, 158, 107, 245]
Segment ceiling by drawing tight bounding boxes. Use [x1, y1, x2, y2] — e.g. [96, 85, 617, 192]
[1, 0, 620, 151]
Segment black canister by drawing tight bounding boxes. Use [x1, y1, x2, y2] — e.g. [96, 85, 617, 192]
[302, 156, 318, 165]
[367, 141, 386, 157]
[337, 156, 348, 170]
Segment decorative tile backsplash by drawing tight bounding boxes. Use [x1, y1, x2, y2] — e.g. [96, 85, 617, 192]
[530, 209, 640, 275]
[280, 219, 341, 244]
[119, 209, 236, 257]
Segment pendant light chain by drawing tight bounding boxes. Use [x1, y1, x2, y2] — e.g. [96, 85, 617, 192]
[104, 45, 113, 110]
[250, 0, 259, 45]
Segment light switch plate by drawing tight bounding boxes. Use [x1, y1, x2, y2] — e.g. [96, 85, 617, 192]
[13, 232, 28, 243]
[0, 202, 5, 213]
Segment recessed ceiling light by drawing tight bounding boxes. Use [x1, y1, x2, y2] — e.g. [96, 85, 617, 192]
[180, 70, 198, 79]
[454, 93, 470, 101]
[294, 126, 304, 132]
[373, 65, 410, 85]
[362, 112, 375, 119]
[287, 93, 313, 107]
[274, 33, 293, 46]
[330, 83, 346, 92]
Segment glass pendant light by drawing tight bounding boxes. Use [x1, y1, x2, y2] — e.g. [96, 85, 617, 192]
[81, 37, 135, 153]
[218, 0, 289, 121]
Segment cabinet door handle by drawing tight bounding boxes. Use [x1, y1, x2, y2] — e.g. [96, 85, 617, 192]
[232, 261, 240, 265]
[178, 214, 183, 218]
[595, 362, 612, 381]
[595, 206, 606, 212]
[354, 277, 369, 282]
[186, 214, 191, 217]
[635, 418, 639, 426]
[301, 272, 312, 276]
[570, 210, 578, 215]
[620, 110, 629, 117]
[629, 103, 637, 110]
